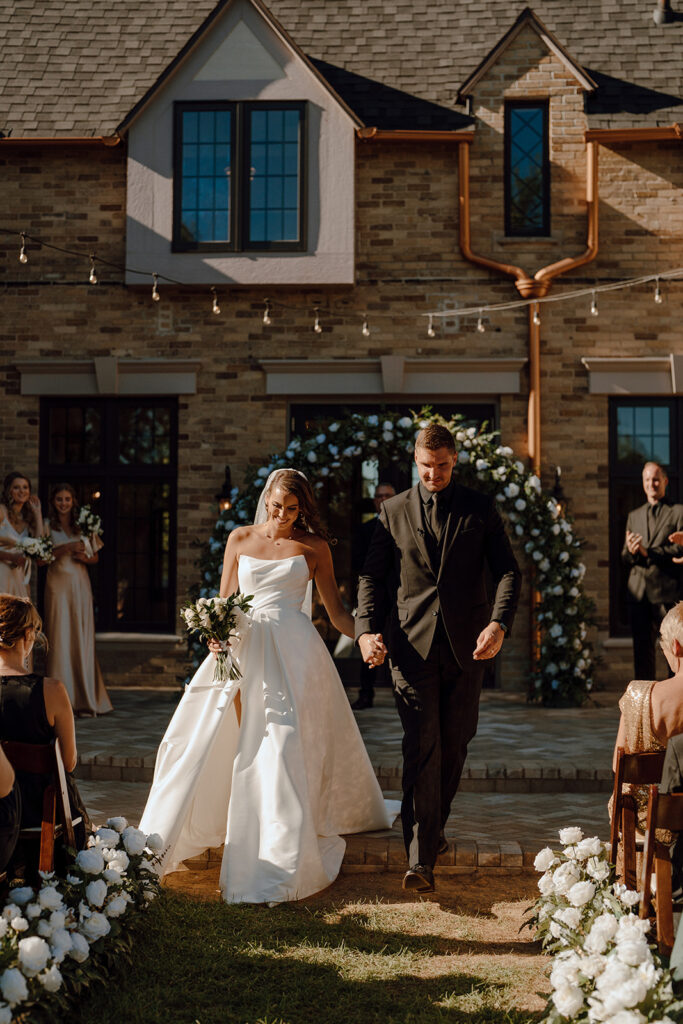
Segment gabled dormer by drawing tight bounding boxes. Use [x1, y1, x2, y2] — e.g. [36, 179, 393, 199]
[121, 0, 360, 286]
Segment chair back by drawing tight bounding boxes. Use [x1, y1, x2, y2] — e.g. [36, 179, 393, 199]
[610, 748, 667, 867]
[639, 784, 683, 951]
[1, 738, 76, 852]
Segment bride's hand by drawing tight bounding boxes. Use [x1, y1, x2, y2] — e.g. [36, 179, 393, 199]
[208, 638, 230, 657]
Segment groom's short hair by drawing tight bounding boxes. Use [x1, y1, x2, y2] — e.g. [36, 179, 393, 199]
[415, 423, 455, 453]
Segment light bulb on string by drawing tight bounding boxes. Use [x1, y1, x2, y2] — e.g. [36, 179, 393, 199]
[476, 310, 485, 334]
[590, 291, 599, 317]
[654, 277, 663, 304]
[532, 306, 541, 327]
[361, 317, 370, 338]
[262, 299, 272, 326]
[89, 254, 98, 285]
[313, 308, 322, 334]
[427, 314, 435, 338]
[211, 287, 220, 315]
[18, 232, 28, 264]
[152, 273, 160, 302]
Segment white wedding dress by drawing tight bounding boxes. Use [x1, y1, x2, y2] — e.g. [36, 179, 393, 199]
[139, 553, 396, 904]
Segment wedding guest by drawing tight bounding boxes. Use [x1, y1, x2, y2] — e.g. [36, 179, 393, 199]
[621, 462, 683, 679]
[658, 731, 683, 989]
[0, 594, 87, 852]
[45, 484, 111, 716]
[0, 472, 45, 599]
[611, 601, 683, 832]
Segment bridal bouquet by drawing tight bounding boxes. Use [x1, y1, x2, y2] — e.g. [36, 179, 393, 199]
[14, 535, 55, 584]
[180, 593, 253, 683]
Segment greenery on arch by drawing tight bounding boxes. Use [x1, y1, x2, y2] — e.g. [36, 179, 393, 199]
[192, 409, 596, 705]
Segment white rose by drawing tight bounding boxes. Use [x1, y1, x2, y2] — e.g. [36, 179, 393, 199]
[534, 847, 558, 872]
[38, 886, 63, 911]
[306, 451, 317, 463]
[538, 871, 555, 896]
[0, 968, 28, 1006]
[0, 1003, 12, 1024]
[103, 867, 122, 885]
[616, 914, 649, 939]
[575, 837, 603, 860]
[554, 907, 581, 929]
[552, 861, 581, 895]
[619, 888, 641, 908]
[81, 912, 111, 943]
[585, 914, 619, 954]
[122, 826, 147, 856]
[552, 984, 584, 1018]
[550, 920, 563, 939]
[145, 833, 164, 854]
[617, 937, 650, 967]
[95, 827, 120, 847]
[603, 1012, 646, 1024]
[85, 879, 108, 908]
[567, 880, 596, 907]
[315, 433, 326, 444]
[514, 498, 526, 511]
[586, 856, 611, 882]
[550, 951, 581, 988]
[106, 816, 128, 833]
[0, 920, 7, 938]
[397, 417, 412, 429]
[602, 975, 648, 1014]
[580, 953, 606, 979]
[559, 827, 584, 845]
[104, 895, 128, 918]
[9, 887, 34, 906]
[18, 935, 50, 976]
[50, 928, 73, 962]
[1, 904, 19, 922]
[25, 903, 40, 920]
[39, 965, 63, 992]
[68, 932, 90, 963]
[76, 848, 105, 874]
[108, 851, 129, 873]
[10, 916, 28, 932]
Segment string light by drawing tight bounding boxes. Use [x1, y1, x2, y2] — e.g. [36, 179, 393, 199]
[88, 254, 98, 285]
[18, 232, 28, 264]
[427, 314, 435, 338]
[211, 287, 220, 315]
[532, 307, 541, 327]
[654, 277, 664, 304]
[590, 291, 598, 317]
[313, 307, 322, 334]
[262, 299, 272, 326]
[152, 273, 160, 302]
[361, 317, 370, 338]
[476, 310, 485, 333]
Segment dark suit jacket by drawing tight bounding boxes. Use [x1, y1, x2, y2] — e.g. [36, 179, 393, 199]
[355, 482, 521, 668]
[621, 501, 683, 604]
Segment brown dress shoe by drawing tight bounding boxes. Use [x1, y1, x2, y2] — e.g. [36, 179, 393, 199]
[402, 864, 435, 893]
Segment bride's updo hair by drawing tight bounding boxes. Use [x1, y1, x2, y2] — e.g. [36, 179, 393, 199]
[265, 470, 334, 543]
[0, 594, 42, 651]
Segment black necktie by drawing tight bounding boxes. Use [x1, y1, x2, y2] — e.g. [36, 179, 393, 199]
[427, 494, 445, 544]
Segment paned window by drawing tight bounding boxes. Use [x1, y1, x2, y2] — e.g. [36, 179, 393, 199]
[40, 398, 178, 633]
[505, 102, 550, 236]
[174, 101, 305, 252]
[609, 398, 682, 635]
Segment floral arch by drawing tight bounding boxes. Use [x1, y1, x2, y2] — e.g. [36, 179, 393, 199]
[193, 410, 595, 705]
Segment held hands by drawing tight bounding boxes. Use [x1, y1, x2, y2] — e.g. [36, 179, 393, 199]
[625, 530, 647, 558]
[669, 531, 683, 565]
[358, 632, 387, 668]
[473, 622, 504, 661]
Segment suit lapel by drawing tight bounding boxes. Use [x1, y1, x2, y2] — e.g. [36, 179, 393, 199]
[404, 488, 435, 576]
[437, 485, 466, 581]
[650, 503, 674, 547]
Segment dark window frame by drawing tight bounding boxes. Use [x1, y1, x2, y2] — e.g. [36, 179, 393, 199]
[172, 100, 307, 254]
[504, 99, 550, 237]
[39, 397, 179, 634]
[608, 397, 681, 637]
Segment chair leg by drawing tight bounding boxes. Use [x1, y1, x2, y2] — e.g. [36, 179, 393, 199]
[38, 786, 57, 874]
[654, 848, 674, 954]
[622, 800, 638, 891]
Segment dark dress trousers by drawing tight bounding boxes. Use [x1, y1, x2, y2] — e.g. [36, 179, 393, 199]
[621, 500, 683, 679]
[355, 481, 521, 867]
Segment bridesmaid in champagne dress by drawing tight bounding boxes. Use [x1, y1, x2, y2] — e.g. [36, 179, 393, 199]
[44, 483, 112, 716]
[0, 472, 44, 599]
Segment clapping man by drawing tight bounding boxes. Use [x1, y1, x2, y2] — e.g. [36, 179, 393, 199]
[355, 424, 521, 893]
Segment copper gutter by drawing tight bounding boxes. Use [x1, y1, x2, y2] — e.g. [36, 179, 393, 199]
[358, 127, 475, 143]
[585, 124, 681, 144]
[0, 136, 121, 147]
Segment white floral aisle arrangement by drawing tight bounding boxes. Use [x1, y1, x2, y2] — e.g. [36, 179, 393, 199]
[0, 819, 164, 1021]
[180, 593, 253, 683]
[529, 827, 683, 1023]
[192, 409, 595, 704]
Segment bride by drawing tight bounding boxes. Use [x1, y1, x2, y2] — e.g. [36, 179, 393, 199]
[139, 469, 396, 904]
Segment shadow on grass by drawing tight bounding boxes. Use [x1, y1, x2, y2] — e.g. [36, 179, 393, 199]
[77, 893, 545, 1024]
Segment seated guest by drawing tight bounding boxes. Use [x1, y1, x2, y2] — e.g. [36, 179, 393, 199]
[0, 593, 86, 851]
[612, 601, 683, 832]
[0, 745, 20, 872]
[659, 732, 683, 985]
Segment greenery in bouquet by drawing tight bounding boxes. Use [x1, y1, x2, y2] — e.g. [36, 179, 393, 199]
[0, 818, 163, 1021]
[76, 505, 103, 539]
[14, 536, 54, 565]
[528, 827, 683, 1024]
[180, 593, 253, 683]
[191, 409, 595, 704]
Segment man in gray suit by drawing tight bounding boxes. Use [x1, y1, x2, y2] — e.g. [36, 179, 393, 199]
[622, 462, 683, 679]
[355, 423, 521, 893]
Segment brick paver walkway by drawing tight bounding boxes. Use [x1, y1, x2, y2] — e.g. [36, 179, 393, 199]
[75, 686, 620, 873]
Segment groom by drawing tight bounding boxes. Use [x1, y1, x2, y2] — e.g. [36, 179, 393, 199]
[355, 423, 521, 892]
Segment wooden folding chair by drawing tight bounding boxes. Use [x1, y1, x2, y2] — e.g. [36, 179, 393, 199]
[610, 748, 666, 890]
[639, 785, 683, 954]
[1, 738, 81, 873]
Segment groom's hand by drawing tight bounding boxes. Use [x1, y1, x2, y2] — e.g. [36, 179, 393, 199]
[473, 622, 504, 661]
[359, 633, 387, 667]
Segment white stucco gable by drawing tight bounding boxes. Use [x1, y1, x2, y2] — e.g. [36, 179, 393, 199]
[124, 0, 358, 286]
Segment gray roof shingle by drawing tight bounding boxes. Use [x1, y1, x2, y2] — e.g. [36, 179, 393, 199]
[0, 0, 680, 136]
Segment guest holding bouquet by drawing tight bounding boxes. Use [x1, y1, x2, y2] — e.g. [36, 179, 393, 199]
[0, 472, 45, 598]
[44, 483, 111, 716]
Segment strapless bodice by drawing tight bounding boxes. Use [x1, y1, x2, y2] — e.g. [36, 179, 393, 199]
[237, 554, 310, 616]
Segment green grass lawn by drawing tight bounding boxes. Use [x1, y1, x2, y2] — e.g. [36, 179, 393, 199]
[77, 874, 547, 1024]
